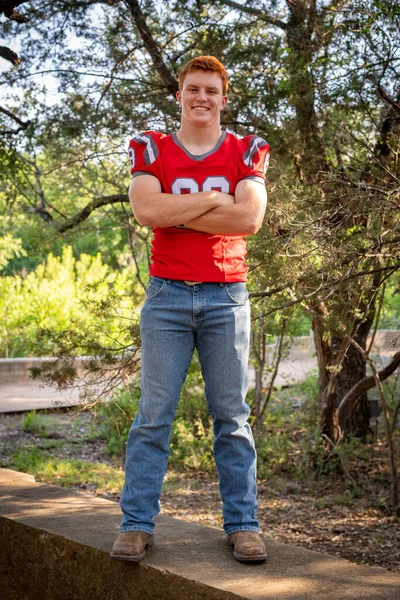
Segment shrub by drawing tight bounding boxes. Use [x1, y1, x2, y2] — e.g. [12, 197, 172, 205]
[0, 245, 138, 357]
[21, 411, 48, 436]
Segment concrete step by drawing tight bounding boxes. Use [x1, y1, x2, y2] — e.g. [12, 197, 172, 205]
[0, 382, 81, 413]
[1, 468, 399, 600]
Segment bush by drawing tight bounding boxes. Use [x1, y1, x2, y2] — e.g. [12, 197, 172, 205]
[21, 410, 48, 436]
[94, 385, 142, 457]
[0, 245, 138, 357]
[253, 373, 322, 480]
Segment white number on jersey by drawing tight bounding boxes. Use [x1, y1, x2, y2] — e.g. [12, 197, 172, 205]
[171, 176, 230, 194]
[202, 176, 230, 193]
[171, 178, 200, 195]
[128, 147, 135, 169]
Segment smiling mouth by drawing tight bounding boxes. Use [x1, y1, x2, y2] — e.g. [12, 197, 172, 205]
[192, 106, 209, 111]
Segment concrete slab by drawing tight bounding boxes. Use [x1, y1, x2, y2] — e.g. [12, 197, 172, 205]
[248, 358, 317, 389]
[1, 468, 400, 600]
[0, 382, 81, 413]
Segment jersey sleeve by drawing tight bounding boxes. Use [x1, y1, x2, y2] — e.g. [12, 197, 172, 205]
[128, 131, 161, 179]
[238, 135, 270, 185]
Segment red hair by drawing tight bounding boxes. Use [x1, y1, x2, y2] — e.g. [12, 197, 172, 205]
[178, 56, 229, 95]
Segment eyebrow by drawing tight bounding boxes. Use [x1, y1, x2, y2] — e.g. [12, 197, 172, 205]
[187, 84, 219, 91]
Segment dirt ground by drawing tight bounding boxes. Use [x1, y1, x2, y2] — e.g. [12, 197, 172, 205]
[0, 410, 399, 573]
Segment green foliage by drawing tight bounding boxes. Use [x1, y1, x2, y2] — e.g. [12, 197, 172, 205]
[379, 277, 400, 330]
[253, 373, 321, 480]
[21, 410, 48, 436]
[94, 386, 141, 457]
[255, 425, 292, 481]
[0, 234, 27, 271]
[0, 245, 140, 357]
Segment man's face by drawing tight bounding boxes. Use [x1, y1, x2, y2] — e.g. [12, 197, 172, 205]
[176, 70, 228, 128]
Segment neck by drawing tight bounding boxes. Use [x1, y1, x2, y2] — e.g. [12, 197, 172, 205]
[176, 121, 223, 154]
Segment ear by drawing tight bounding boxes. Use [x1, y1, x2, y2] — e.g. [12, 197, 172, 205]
[176, 90, 182, 106]
[221, 95, 228, 109]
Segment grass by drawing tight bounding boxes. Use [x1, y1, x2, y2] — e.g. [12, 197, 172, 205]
[8, 446, 124, 495]
[21, 410, 49, 436]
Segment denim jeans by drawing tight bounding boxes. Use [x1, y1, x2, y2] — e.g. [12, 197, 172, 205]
[120, 277, 259, 536]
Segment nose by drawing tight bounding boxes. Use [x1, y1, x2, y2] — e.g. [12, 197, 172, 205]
[196, 88, 207, 102]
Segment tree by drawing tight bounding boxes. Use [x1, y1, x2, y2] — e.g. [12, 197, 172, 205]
[0, 1, 31, 133]
[217, 0, 400, 442]
[0, 0, 399, 445]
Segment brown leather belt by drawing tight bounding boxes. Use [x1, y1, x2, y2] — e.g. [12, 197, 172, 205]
[184, 281, 202, 286]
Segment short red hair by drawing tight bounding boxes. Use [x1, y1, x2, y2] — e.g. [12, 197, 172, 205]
[178, 56, 229, 95]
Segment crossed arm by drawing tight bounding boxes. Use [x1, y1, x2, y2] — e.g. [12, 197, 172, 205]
[129, 174, 267, 236]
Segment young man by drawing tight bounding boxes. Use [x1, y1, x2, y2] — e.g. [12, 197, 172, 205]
[111, 56, 270, 563]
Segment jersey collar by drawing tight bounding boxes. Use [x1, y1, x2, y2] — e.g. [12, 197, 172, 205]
[171, 131, 227, 161]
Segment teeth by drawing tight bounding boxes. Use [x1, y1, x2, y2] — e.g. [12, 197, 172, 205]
[193, 107, 208, 110]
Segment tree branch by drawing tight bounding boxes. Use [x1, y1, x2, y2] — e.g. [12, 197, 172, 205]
[0, 2, 30, 66]
[0, 45, 20, 66]
[347, 339, 398, 509]
[318, 0, 347, 23]
[0, 105, 30, 129]
[249, 285, 288, 299]
[124, 0, 178, 96]
[250, 265, 400, 300]
[376, 84, 400, 112]
[57, 194, 128, 233]
[221, 0, 287, 29]
[338, 351, 400, 428]
[0, 0, 29, 21]
[26, 205, 53, 222]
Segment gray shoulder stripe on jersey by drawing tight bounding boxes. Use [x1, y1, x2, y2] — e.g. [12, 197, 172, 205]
[132, 134, 159, 165]
[131, 170, 151, 179]
[243, 136, 269, 168]
[240, 175, 266, 185]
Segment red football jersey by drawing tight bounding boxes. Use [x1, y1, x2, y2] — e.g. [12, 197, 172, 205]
[128, 131, 270, 282]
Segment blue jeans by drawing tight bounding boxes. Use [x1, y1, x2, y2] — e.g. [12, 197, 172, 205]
[120, 277, 259, 536]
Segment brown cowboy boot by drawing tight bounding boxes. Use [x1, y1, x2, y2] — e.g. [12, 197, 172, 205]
[110, 531, 154, 562]
[228, 531, 267, 562]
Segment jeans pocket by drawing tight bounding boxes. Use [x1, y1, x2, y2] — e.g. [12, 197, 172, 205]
[145, 277, 166, 300]
[224, 282, 249, 304]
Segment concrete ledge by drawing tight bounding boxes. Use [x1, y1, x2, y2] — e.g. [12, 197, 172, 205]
[0, 358, 88, 413]
[0, 357, 93, 384]
[1, 469, 400, 600]
[0, 383, 81, 413]
[0, 358, 60, 384]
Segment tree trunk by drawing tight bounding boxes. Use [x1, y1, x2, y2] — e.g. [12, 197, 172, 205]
[334, 335, 371, 439]
[284, 1, 329, 177]
[312, 310, 340, 443]
[317, 315, 374, 441]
